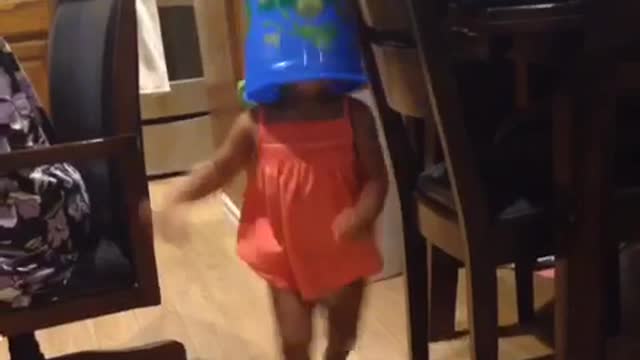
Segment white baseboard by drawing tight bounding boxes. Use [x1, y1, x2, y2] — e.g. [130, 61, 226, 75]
[220, 193, 240, 227]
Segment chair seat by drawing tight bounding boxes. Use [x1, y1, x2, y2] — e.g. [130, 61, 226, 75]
[30, 238, 134, 307]
[417, 163, 545, 221]
[65, 238, 134, 292]
[416, 163, 553, 265]
[416, 191, 553, 265]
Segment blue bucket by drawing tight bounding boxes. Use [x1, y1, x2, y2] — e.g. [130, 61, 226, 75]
[244, 0, 368, 104]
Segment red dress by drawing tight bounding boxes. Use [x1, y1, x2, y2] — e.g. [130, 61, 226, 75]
[237, 98, 383, 301]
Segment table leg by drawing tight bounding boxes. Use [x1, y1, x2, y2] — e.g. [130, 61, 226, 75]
[552, 79, 574, 360]
[553, 61, 615, 360]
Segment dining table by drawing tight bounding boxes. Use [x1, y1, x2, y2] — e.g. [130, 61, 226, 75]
[413, 1, 637, 359]
[449, 2, 640, 359]
[450, 4, 630, 359]
[445, 6, 592, 360]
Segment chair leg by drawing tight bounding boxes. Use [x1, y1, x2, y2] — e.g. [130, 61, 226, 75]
[465, 261, 498, 360]
[403, 233, 429, 360]
[428, 244, 458, 341]
[8, 333, 45, 360]
[604, 239, 621, 336]
[514, 258, 535, 324]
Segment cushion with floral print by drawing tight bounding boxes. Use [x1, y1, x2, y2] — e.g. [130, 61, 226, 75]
[0, 38, 91, 309]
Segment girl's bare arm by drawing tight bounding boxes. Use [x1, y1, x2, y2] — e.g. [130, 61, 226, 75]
[350, 98, 389, 227]
[170, 111, 256, 204]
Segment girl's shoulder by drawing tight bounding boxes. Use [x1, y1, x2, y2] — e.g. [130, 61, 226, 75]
[343, 96, 375, 129]
[344, 96, 377, 141]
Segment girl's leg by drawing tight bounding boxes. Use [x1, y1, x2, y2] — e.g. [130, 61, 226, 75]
[270, 287, 313, 360]
[325, 280, 365, 360]
[8, 332, 46, 360]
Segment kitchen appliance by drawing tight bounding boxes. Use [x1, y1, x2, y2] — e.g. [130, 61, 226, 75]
[140, 0, 214, 177]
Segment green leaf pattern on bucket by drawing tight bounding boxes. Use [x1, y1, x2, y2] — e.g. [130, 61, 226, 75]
[293, 24, 337, 49]
[264, 32, 282, 47]
[256, 0, 340, 50]
[297, 0, 325, 18]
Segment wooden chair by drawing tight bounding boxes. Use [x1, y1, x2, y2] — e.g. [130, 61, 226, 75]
[0, 0, 186, 358]
[399, 0, 579, 358]
[355, 3, 577, 360]
[353, 3, 431, 359]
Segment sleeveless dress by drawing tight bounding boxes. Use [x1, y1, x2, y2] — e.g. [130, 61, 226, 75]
[238, 98, 383, 301]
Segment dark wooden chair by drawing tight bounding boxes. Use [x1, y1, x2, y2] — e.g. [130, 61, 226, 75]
[399, 1, 581, 359]
[361, 1, 640, 359]
[354, 2, 429, 359]
[0, 0, 186, 358]
[405, 1, 640, 359]
[355, 2, 578, 360]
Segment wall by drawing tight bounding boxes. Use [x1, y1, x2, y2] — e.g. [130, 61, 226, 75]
[194, 0, 247, 208]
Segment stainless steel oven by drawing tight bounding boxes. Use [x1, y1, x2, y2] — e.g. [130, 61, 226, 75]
[140, 0, 214, 177]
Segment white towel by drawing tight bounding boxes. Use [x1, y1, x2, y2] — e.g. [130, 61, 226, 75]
[137, 0, 171, 94]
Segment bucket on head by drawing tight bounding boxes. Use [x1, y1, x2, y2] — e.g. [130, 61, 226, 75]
[244, 0, 368, 104]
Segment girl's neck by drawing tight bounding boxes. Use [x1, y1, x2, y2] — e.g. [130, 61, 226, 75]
[279, 92, 340, 106]
[264, 95, 345, 123]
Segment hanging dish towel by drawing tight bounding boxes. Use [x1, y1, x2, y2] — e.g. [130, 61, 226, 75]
[137, 0, 171, 94]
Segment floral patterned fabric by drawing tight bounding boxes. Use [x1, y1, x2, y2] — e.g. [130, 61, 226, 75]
[0, 38, 91, 308]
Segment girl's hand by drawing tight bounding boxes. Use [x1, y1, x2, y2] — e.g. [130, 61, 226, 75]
[155, 202, 191, 247]
[332, 208, 373, 242]
[139, 199, 190, 247]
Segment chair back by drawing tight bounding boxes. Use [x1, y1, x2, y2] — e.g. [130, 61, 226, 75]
[0, 0, 159, 335]
[407, 0, 492, 245]
[50, 0, 115, 140]
[50, 0, 141, 259]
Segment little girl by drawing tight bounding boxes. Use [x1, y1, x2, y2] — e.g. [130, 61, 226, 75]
[153, 80, 387, 360]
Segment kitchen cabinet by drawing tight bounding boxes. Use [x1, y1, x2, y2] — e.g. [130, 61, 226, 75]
[0, 0, 52, 111]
